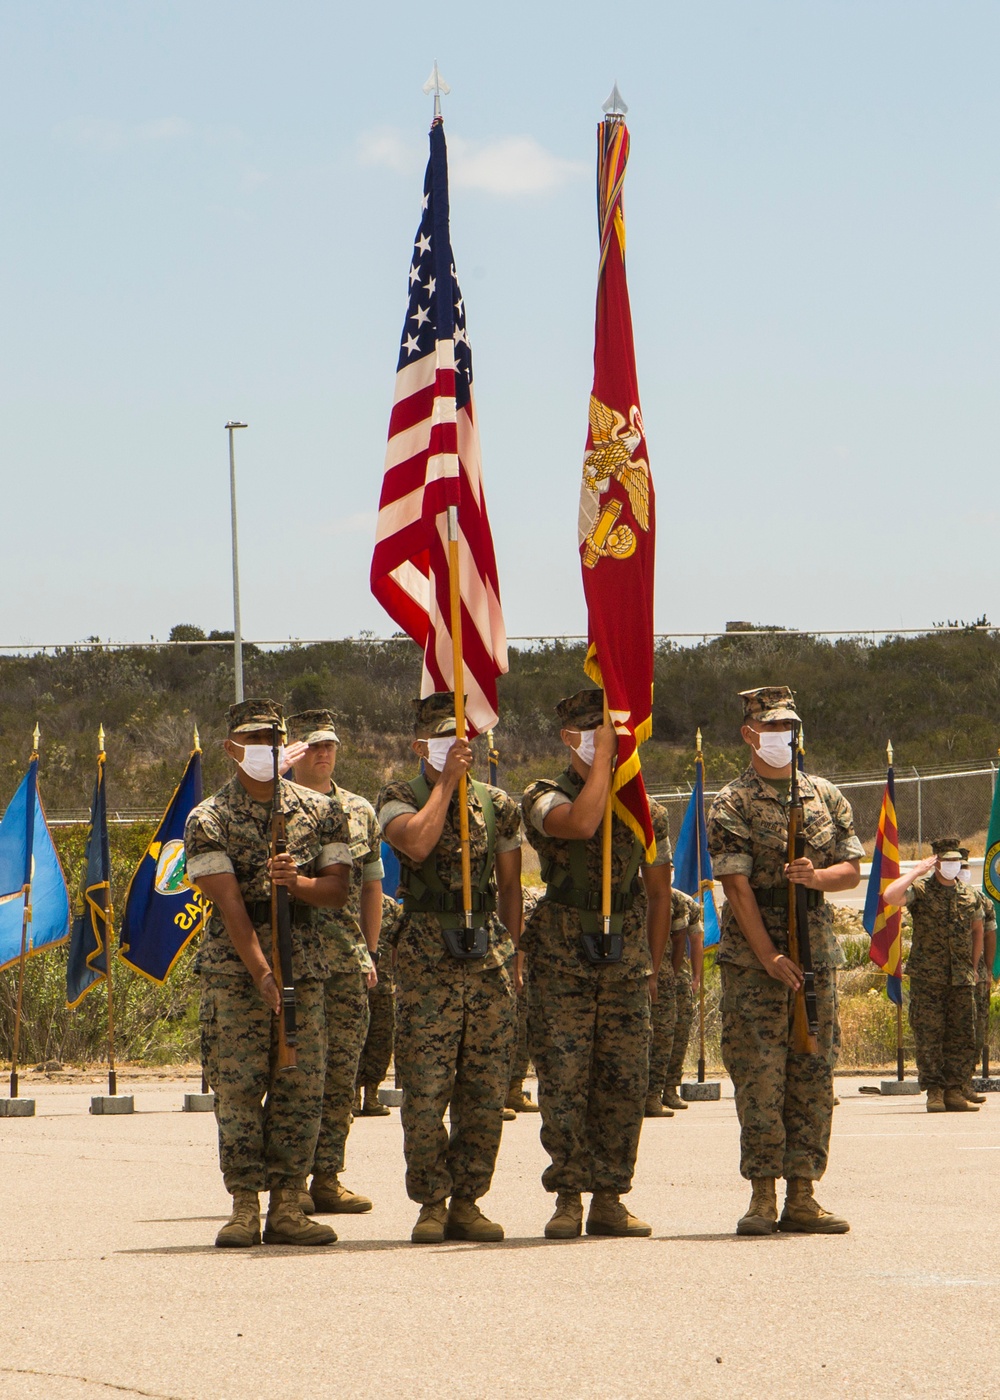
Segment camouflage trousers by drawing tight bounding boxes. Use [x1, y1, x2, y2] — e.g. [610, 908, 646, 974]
[667, 966, 696, 1086]
[312, 968, 369, 1177]
[528, 967, 650, 1195]
[508, 971, 531, 1088]
[975, 980, 990, 1064]
[394, 958, 516, 1204]
[646, 970, 677, 1102]
[720, 963, 839, 1182]
[908, 978, 976, 1091]
[356, 972, 395, 1092]
[200, 974, 325, 1194]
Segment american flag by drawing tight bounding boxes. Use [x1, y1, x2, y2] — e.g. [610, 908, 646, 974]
[370, 118, 507, 734]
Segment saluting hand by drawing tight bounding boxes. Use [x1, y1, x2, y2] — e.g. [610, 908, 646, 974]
[594, 720, 618, 766]
[441, 738, 474, 787]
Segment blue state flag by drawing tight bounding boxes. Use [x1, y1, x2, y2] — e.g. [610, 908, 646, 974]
[381, 841, 402, 901]
[66, 753, 112, 1007]
[0, 758, 71, 968]
[672, 755, 721, 947]
[119, 749, 210, 982]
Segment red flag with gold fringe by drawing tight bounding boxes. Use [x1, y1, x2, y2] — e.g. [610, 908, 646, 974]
[578, 112, 656, 857]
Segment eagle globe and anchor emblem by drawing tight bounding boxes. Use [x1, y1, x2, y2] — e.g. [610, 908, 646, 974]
[579, 395, 651, 569]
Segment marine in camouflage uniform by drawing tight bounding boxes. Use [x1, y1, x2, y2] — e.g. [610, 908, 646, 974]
[184, 699, 352, 1249]
[378, 693, 521, 1245]
[707, 686, 862, 1236]
[960, 850, 995, 1101]
[648, 888, 704, 1114]
[522, 690, 672, 1240]
[355, 894, 400, 1112]
[886, 838, 984, 1112]
[287, 709, 382, 1213]
[506, 887, 540, 1113]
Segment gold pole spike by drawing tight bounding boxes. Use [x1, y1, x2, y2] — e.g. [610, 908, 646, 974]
[887, 740, 893, 765]
[193, 724, 201, 752]
[32, 723, 40, 755]
[98, 724, 105, 753]
[695, 727, 702, 754]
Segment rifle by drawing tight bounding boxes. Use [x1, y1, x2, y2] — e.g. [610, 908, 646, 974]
[270, 725, 297, 1068]
[787, 721, 819, 1054]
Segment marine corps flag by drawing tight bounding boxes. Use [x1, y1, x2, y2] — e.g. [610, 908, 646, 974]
[66, 744, 112, 1008]
[119, 744, 209, 983]
[579, 103, 656, 856]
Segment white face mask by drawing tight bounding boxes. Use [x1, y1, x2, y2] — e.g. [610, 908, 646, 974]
[753, 730, 793, 769]
[939, 860, 962, 882]
[959, 866, 973, 884]
[426, 737, 456, 771]
[573, 730, 597, 766]
[235, 741, 282, 782]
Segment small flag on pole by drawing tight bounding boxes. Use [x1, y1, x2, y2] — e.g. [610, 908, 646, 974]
[0, 757, 70, 969]
[119, 745, 210, 983]
[864, 754, 903, 1005]
[578, 103, 656, 856]
[984, 758, 1000, 978]
[370, 113, 507, 734]
[671, 748, 720, 947]
[66, 746, 112, 1008]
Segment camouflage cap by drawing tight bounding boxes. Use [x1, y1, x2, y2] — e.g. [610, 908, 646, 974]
[931, 836, 963, 860]
[412, 692, 465, 739]
[959, 847, 971, 862]
[287, 709, 340, 745]
[556, 689, 605, 730]
[739, 686, 801, 725]
[227, 698, 284, 735]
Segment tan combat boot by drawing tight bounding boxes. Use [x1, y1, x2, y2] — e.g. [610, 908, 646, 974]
[445, 1197, 505, 1242]
[505, 1084, 541, 1113]
[296, 1180, 316, 1215]
[262, 1187, 338, 1245]
[361, 1085, 391, 1116]
[944, 1088, 979, 1112]
[502, 1107, 517, 1121]
[411, 1200, 448, 1244]
[544, 1191, 583, 1239]
[352, 1087, 363, 1115]
[778, 1179, 850, 1234]
[926, 1087, 946, 1112]
[215, 1190, 261, 1248]
[663, 1086, 689, 1110]
[963, 1083, 987, 1104]
[736, 1178, 777, 1236]
[309, 1173, 373, 1213]
[586, 1191, 652, 1237]
[644, 1096, 674, 1118]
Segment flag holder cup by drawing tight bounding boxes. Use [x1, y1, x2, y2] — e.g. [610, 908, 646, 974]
[0, 1095, 35, 1117]
[681, 1081, 721, 1102]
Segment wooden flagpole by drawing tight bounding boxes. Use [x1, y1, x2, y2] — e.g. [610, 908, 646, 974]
[9, 724, 40, 1100]
[887, 738, 905, 1082]
[695, 730, 707, 1083]
[99, 726, 118, 1098]
[447, 507, 474, 936]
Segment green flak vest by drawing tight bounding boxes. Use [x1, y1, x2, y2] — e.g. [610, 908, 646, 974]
[539, 773, 644, 936]
[398, 773, 498, 931]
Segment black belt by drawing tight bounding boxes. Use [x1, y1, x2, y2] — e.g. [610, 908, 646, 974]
[402, 890, 496, 916]
[754, 888, 824, 910]
[545, 883, 635, 915]
[246, 898, 310, 926]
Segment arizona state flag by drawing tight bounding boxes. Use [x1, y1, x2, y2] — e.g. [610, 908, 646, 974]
[119, 747, 210, 983]
[66, 748, 112, 1008]
[579, 111, 656, 856]
[864, 762, 903, 1005]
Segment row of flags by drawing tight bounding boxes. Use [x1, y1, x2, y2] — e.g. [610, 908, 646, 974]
[0, 742, 209, 1008]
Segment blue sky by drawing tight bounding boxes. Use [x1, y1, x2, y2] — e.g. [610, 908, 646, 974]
[0, 1, 996, 645]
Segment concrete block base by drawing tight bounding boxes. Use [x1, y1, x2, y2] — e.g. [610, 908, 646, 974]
[182, 1092, 215, 1112]
[90, 1095, 134, 1115]
[972, 1077, 1000, 1093]
[378, 1088, 403, 1107]
[880, 1080, 922, 1095]
[680, 1082, 721, 1101]
[0, 1098, 36, 1117]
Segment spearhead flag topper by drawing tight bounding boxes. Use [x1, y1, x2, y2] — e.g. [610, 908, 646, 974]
[119, 745, 210, 983]
[66, 746, 112, 1008]
[0, 757, 70, 969]
[864, 755, 903, 1005]
[371, 114, 508, 734]
[579, 110, 656, 856]
[672, 752, 720, 947]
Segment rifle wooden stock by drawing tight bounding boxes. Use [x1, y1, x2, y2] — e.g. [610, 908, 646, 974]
[271, 731, 297, 1069]
[787, 725, 819, 1055]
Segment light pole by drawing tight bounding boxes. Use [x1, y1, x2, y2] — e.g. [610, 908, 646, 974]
[225, 421, 248, 702]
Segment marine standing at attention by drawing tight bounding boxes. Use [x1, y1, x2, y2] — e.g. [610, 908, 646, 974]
[707, 686, 862, 1237]
[184, 700, 352, 1249]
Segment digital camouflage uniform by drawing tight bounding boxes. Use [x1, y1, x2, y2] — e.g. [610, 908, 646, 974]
[356, 894, 400, 1095]
[521, 768, 671, 1195]
[972, 890, 995, 1063]
[905, 875, 981, 1092]
[185, 775, 351, 1193]
[309, 782, 382, 1178]
[377, 777, 520, 1205]
[707, 766, 863, 1181]
[508, 888, 540, 1093]
[648, 888, 703, 1100]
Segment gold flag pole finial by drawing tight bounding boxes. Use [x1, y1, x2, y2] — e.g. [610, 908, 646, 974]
[193, 724, 201, 752]
[887, 739, 893, 766]
[695, 727, 702, 755]
[98, 724, 106, 756]
[31, 723, 40, 759]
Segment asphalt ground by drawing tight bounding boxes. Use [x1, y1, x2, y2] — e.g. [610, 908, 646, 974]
[1, 1072, 998, 1400]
